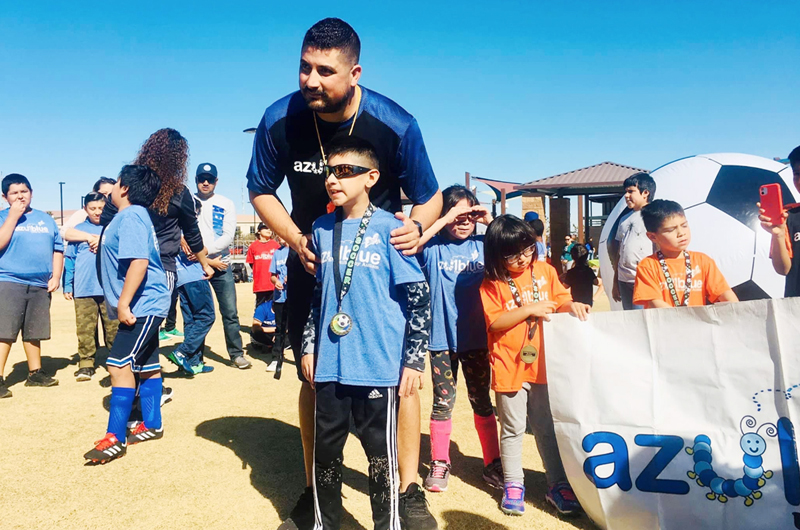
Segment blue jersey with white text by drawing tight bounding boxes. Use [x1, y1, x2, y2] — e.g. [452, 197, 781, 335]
[0, 208, 63, 288]
[100, 205, 170, 319]
[64, 220, 103, 297]
[312, 209, 425, 387]
[421, 235, 487, 352]
[269, 245, 289, 303]
[254, 299, 276, 326]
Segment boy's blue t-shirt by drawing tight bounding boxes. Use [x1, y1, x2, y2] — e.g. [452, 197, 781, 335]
[312, 209, 425, 387]
[0, 208, 64, 288]
[254, 299, 276, 326]
[420, 235, 487, 352]
[175, 252, 205, 288]
[100, 205, 170, 319]
[64, 220, 103, 297]
[268, 245, 289, 303]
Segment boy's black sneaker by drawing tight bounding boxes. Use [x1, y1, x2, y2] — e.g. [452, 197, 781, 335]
[127, 422, 164, 445]
[25, 369, 58, 387]
[74, 367, 95, 382]
[399, 483, 438, 530]
[277, 487, 314, 530]
[84, 433, 126, 464]
[0, 377, 11, 398]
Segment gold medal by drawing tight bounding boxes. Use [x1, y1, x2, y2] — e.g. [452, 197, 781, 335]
[520, 345, 538, 364]
[330, 312, 353, 336]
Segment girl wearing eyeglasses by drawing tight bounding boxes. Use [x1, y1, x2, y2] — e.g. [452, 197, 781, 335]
[479, 214, 590, 516]
[414, 185, 501, 494]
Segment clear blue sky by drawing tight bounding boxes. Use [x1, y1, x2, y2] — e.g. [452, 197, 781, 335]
[1, 1, 798, 217]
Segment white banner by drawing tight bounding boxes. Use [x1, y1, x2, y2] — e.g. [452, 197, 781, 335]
[545, 298, 800, 530]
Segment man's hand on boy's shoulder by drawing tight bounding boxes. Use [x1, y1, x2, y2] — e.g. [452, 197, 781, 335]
[390, 212, 422, 256]
[399, 367, 424, 398]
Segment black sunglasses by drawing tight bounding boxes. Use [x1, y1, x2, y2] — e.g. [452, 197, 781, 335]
[324, 164, 373, 179]
[196, 175, 217, 184]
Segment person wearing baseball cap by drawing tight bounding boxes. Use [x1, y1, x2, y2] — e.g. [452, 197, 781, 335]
[194, 162, 250, 369]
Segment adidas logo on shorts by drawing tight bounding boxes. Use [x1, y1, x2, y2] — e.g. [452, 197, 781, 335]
[368, 389, 383, 400]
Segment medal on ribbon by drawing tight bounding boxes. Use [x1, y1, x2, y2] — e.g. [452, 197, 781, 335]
[507, 266, 542, 363]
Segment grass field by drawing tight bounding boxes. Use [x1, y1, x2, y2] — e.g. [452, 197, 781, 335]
[1, 283, 605, 530]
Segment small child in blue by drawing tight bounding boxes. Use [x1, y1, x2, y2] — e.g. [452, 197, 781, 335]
[84, 165, 170, 464]
[164, 251, 216, 376]
[63, 191, 119, 382]
[416, 185, 502, 493]
[267, 238, 289, 374]
[302, 137, 431, 530]
[252, 297, 277, 349]
[0, 173, 64, 398]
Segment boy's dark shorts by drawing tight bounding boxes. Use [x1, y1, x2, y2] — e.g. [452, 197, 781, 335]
[106, 315, 164, 373]
[0, 281, 51, 341]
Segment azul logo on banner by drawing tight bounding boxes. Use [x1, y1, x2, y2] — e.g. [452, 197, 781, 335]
[581, 404, 800, 527]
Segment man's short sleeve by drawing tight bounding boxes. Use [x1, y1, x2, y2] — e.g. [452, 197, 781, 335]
[246, 114, 283, 195]
[397, 118, 438, 206]
[52, 218, 64, 252]
[117, 215, 151, 261]
[633, 257, 663, 306]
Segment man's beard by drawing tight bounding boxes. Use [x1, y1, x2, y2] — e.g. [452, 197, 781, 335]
[302, 87, 352, 114]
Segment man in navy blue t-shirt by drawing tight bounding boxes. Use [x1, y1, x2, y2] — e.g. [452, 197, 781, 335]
[247, 18, 441, 530]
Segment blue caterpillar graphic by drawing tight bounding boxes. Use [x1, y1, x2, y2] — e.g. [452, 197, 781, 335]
[686, 416, 776, 506]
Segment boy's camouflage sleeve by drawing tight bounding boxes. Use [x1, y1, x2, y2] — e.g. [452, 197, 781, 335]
[301, 282, 322, 357]
[401, 281, 431, 372]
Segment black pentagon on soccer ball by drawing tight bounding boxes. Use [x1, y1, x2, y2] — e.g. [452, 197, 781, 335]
[731, 280, 770, 302]
[705, 166, 796, 230]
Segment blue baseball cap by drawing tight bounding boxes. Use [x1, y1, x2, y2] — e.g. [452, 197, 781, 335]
[524, 211, 539, 222]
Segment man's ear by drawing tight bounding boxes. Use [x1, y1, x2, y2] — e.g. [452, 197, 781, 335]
[365, 169, 380, 190]
[350, 64, 362, 87]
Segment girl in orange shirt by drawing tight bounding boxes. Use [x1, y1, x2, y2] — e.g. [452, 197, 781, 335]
[479, 215, 590, 516]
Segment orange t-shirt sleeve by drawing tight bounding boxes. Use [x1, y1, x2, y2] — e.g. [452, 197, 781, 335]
[700, 253, 731, 302]
[480, 279, 508, 331]
[633, 256, 663, 306]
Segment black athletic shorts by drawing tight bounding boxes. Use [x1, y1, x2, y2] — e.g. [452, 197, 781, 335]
[286, 251, 315, 382]
[0, 281, 51, 341]
[106, 315, 164, 373]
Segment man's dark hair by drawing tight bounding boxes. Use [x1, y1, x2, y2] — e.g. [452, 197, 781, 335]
[2, 174, 32, 196]
[529, 218, 545, 237]
[92, 177, 116, 192]
[302, 18, 360, 64]
[118, 165, 161, 208]
[325, 136, 379, 170]
[789, 145, 800, 166]
[484, 215, 538, 281]
[641, 199, 685, 233]
[83, 191, 106, 205]
[623, 172, 656, 202]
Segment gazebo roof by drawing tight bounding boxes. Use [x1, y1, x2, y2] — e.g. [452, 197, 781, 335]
[516, 161, 648, 196]
[472, 177, 525, 201]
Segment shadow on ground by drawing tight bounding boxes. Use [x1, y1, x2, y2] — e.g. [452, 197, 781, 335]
[195, 416, 370, 529]
[5, 355, 73, 387]
[440, 510, 512, 529]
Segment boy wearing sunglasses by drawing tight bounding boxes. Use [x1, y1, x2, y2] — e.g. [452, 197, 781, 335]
[302, 136, 431, 529]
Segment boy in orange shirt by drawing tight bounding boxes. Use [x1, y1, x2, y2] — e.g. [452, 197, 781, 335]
[633, 200, 738, 308]
[480, 215, 590, 516]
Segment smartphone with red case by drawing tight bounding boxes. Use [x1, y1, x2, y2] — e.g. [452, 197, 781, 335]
[759, 184, 784, 225]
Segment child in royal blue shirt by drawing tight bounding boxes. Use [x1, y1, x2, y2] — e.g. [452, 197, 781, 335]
[301, 137, 431, 529]
[64, 191, 119, 382]
[84, 165, 170, 463]
[0, 173, 64, 398]
[416, 185, 502, 493]
[267, 238, 289, 374]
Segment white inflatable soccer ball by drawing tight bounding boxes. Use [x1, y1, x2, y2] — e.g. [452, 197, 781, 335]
[599, 153, 796, 310]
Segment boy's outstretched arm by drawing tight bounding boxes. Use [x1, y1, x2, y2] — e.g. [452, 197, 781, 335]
[399, 281, 431, 398]
[117, 258, 148, 325]
[300, 282, 322, 387]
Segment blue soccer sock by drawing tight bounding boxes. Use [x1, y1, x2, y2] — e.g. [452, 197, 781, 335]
[139, 377, 163, 430]
[107, 387, 136, 443]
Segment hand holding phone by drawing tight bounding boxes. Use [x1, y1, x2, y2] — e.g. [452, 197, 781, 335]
[759, 184, 784, 226]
